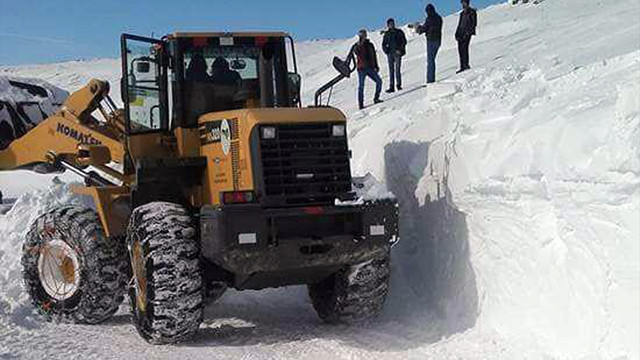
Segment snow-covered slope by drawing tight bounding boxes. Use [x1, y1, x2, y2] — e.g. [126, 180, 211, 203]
[1, 0, 639, 359]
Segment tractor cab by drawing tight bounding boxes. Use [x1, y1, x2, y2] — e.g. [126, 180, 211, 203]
[121, 32, 301, 134]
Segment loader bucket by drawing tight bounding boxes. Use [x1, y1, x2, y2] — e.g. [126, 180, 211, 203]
[0, 77, 68, 150]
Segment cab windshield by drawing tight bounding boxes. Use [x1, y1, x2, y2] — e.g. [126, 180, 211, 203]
[179, 37, 290, 126]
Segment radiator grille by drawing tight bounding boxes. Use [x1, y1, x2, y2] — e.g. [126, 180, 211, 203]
[259, 123, 351, 206]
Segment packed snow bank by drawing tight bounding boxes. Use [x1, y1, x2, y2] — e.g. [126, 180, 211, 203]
[0, 0, 638, 358]
[0, 76, 67, 104]
[301, 0, 640, 357]
[0, 171, 81, 200]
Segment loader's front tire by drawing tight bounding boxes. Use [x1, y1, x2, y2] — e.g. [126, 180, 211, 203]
[127, 202, 203, 344]
[308, 254, 390, 324]
[21, 206, 128, 323]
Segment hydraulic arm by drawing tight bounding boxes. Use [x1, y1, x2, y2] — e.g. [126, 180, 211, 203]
[0, 79, 126, 174]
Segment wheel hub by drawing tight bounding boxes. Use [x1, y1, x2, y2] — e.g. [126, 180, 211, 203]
[37, 240, 80, 301]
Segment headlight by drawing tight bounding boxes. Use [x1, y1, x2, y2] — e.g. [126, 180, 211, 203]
[261, 126, 276, 139]
[332, 124, 346, 137]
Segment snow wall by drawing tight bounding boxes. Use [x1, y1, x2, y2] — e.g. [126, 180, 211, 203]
[0, 0, 638, 358]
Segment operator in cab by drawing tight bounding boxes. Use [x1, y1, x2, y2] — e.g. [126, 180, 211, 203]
[210, 57, 242, 87]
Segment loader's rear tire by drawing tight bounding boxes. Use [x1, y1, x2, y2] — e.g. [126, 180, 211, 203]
[21, 206, 128, 323]
[308, 254, 390, 324]
[127, 202, 203, 344]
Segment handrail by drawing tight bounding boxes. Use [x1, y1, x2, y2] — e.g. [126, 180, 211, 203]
[314, 73, 346, 107]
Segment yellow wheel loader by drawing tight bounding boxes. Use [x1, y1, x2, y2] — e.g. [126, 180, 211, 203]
[0, 32, 399, 344]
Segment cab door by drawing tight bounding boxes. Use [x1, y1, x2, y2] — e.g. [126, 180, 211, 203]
[121, 34, 169, 135]
[121, 34, 174, 159]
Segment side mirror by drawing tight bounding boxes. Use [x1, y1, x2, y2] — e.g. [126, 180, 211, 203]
[136, 61, 151, 73]
[332, 57, 352, 78]
[288, 72, 301, 106]
[231, 59, 246, 70]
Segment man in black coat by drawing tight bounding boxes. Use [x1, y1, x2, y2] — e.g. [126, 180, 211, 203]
[382, 18, 407, 93]
[455, 0, 477, 73]
[347, 29, 383, 110]
[417, 4, 443, 83]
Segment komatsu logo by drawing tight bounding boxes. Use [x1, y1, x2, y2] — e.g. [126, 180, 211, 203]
[56, 123, 102, 145]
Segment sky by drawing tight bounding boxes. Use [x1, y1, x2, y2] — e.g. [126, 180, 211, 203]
[0, 0, 502, 65]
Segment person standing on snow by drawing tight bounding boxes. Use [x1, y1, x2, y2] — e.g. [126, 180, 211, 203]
[455, 0, 477, 73]
[417, 4, 443, 83]
[382, 18, 407, 93]
[347, 29, 383, 110]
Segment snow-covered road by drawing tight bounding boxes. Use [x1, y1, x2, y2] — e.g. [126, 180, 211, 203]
[1, 0, 639, 358]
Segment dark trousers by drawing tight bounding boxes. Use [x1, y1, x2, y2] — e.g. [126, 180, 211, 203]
[457, 37, 471, 70]
[387, 53, 402, 89]
[357, 68, 382, 108]
[427, 40, 441, 83]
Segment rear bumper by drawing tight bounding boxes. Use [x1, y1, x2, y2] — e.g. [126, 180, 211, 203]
[200, 199, 398, 289]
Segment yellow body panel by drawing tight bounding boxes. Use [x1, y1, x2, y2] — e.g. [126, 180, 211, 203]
[175, 128, 200, 157]
[127, 132, 173, 160]
[125, 128, 201, 161]
[197, 107, 346, 205]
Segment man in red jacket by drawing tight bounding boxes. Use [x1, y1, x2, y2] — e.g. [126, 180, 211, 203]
[347, 29, 383, 110]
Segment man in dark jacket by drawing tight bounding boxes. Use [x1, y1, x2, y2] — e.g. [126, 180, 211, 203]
[417, 4, 443, 83]
[347, 29, 383, 110]
[382, 18, 407, 93]
[455, 0, 477, 73]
